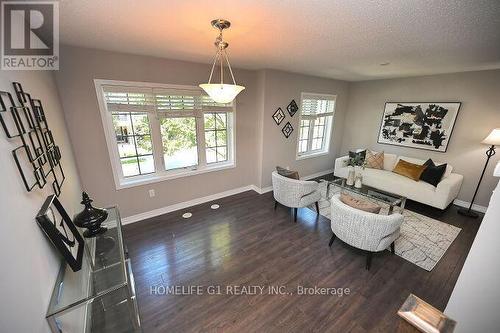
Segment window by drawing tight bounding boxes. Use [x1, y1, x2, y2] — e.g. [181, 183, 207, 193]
[296, 93, 336, 159]
[95, 81, 235, 189]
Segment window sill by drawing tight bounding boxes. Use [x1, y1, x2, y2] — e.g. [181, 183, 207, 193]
[296, 151, 330, 160]
[116, 162, 236, 190]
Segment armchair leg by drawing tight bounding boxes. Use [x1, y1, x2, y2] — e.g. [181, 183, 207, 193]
[328, 233, 336, 247]
[315, 201, 320, 214]
[294, 208, 298, 222]
[274, 200, 278, 210]
[390, 241, 395, 254]
[366, 252, 373, 270]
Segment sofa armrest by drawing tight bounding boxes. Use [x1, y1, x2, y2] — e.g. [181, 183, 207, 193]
[335, 155, 350, 171]
[436, 173, 463, 202]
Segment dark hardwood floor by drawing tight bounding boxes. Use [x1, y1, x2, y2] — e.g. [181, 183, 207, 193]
[123, 185, 481, 332]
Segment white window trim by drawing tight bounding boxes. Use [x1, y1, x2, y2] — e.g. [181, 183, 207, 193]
[94, 79, 236, 190]
[296, 92, 336, 160]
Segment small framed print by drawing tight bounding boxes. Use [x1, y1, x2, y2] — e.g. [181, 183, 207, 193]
[36, 195, 84, 272]
[282, 122, 294, 138]
[287, 100, 298, 117]
[272, 108, 285, 125]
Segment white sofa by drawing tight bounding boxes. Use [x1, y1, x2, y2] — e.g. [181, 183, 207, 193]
[334, 153, 463, 209]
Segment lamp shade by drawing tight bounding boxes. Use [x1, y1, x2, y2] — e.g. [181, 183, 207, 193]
[482, 128, 500, 146]
[199, 83, 245, 104]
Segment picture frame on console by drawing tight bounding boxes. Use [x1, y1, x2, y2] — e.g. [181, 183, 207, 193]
[377, 102, 461, 152]
[36, 195, 85, 272]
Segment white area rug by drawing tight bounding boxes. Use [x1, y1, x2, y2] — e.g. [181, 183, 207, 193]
[310, 182, 461, 271]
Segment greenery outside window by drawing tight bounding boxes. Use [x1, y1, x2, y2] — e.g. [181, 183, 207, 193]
[95, 80, 235, 189]
[296, 93, 336, 159]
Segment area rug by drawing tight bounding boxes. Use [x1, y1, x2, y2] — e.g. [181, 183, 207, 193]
[309, 181, 461, 271]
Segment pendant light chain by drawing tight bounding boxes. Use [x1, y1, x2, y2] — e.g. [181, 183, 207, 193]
[199, 19, 245, 104]
[206, 28, 238, 85]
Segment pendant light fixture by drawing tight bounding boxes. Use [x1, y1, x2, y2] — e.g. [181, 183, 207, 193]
[199, 19, 245, 104]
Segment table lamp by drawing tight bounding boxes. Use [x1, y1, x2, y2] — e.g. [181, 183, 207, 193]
[458, 128, 500, 218]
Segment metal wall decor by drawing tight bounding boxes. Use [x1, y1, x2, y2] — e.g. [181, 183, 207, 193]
[0, 82, 65, 196]
[282, 122, 294, 138]
[36, 195, 84, 272]
[287, 100, 298, 117]
[272, 107, 285, 125]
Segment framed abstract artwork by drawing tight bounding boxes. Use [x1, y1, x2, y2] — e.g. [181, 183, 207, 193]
[36, 195, 84, 272]
[377, 102, 461, 152]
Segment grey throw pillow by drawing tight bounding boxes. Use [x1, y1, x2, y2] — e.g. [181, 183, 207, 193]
[276, 166, 299, 180]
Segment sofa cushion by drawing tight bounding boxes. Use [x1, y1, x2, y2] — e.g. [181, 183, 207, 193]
[365, 150, 384, 169]
[340, 193, 381, 214]
[420, 159, 447, 186]
[393, 159, 427, 181]
[383, 153, 398, 171]
[349, 150, 366, 166]
[397, 155, 453, 179]
[276, 166, 299, 180]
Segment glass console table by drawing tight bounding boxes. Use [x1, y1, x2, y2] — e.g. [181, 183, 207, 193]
[46, 207, 141, 333]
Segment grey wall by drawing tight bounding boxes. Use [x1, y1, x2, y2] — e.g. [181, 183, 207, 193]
[0, 72, 82, 332]
[341, 70, 500, 206]
[257, 69, 350, 188]
[445, 163, 500, 332]
[55, 45, 500, 221]
[55, 46, 260, 218]
[55, 46, 350, 219]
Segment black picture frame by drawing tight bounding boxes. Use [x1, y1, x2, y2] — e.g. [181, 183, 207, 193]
[377, 102, 461, 153]
[272, 107, 285, 125]
[36, 195, 84, 272]
[287, 100, 298, 117]
[282, 122, 294, 138]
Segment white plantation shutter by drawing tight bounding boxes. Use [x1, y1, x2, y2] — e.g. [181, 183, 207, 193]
[153, 88, 233, 116]
[103, 85, 233, 115]
[301, 93, 335, 117]
[102, 85, 155, 112]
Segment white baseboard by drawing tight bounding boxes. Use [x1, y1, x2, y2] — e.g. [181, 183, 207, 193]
[302, 168, 335, 181]
[122, 185, 255, 225]
[453, 199, 488, 214]
[251, 168, 335, 194]
[122, 168, 335, 225]
[251, 184, 273, 194]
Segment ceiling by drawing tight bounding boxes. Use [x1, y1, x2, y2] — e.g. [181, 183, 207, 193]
[59, 0, 500, 81]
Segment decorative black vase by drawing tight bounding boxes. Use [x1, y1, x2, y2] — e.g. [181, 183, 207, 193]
[74, 192, 108, 238]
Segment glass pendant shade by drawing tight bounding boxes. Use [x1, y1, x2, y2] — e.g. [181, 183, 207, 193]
[199, 83, 245, 104]
[200, 19, 245, 104]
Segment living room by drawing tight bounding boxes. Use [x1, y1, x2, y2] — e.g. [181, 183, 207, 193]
[1, 1, 499, 332]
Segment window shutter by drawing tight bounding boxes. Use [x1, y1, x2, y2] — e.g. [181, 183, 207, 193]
[301, 94, 335, 117]
[102, 85, 233, 115]
[102, 85, 155, 113]
[154, 88, 233, 115]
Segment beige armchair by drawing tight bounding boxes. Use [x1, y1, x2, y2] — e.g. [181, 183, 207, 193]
[271, 171, 321, 222]
[329, 194, 404, 270]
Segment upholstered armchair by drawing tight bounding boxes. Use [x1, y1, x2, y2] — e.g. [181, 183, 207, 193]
[328, 195, 404, 270]
[271, 171, 321, 222]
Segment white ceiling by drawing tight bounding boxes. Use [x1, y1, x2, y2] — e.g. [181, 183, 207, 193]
[59, 0, 500, 81]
